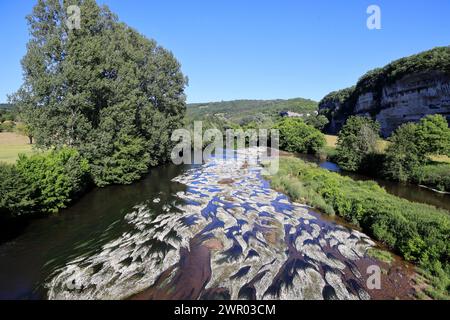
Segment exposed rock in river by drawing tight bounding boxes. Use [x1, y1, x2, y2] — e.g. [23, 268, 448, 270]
[46, 148, 416, 300]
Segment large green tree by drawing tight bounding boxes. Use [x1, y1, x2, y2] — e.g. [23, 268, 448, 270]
[384, 114, 450, 182]
[10, 0, 187, 186]
[415, 114, 450, 157]
[274, 118, 325, 154]
[383, 123, 423, 182]
[335, 116, 381, 171]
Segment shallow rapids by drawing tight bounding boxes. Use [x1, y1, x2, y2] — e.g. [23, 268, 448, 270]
[46, 148, 413, 300]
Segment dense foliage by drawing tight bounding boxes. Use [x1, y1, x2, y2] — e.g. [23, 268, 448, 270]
[0, 148, 90, 217]
[273, 118, 325, 154]
[356, 46, 450, 93]
[335, 116, 381, 171]
[412, 164, 450, 192]
[383, 123, 423, 182]
[384, 115, 450, 184]
[0, 106, 16, 123]
[10, 0, 187, 187]
[0, 105, 17, 132]
[415, 114, 450, 156]
[318, 86, 356, 107]
[329, 114, 450, 191]
[266, 157, 450, 298]
[305, 115, 329, 130]
[187, 98, 318, 126]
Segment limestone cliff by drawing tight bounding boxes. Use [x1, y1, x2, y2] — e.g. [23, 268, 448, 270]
[319, 47, 450, 137]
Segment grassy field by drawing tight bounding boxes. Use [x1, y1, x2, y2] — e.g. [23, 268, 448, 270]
[0, 132, 33, 164]
[324, 134, 337, 148]
[430, 155, 450, 164]
[326, 134, 388, 151]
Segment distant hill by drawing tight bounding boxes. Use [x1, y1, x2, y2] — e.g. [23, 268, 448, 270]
[187, 98, 318, 125]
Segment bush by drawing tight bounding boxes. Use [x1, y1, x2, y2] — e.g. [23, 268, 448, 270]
[15, 148, 91, 214]
[305, 115, 329, 131]
[415, 114, 450, 156]
[412, 164, 450, 192]
[0, 121, 16, 132]
[384, 115, 450, 183]
[273, 118, 326, 154]
[87, 134, 149, 187]
[0, 164, 37, 218]
[335, 116, 381, 171]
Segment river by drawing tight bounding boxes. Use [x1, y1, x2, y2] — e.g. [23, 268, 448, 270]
[0, 149, 417, 300]
[293, 153, 450, 212]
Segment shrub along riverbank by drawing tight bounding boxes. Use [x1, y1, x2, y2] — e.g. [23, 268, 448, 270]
[0, 148, 90, 219]
[330, 115, 450, 193]
[264, 157, 450, 299]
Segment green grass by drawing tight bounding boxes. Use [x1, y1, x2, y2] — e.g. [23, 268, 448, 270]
[0, 132, 34, 164]
[367, 248, 394, 264]
[264, 157, 450, 299]
[430, 155, 450, 164]
[0, 144, 33, 164]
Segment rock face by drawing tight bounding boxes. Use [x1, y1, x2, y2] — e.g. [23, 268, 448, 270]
[320, 71, 450, 137]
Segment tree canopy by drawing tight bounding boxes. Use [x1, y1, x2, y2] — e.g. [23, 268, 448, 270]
[384, 114, 450, 182]
[10, 0, 187, 186]
[335, 116, 381, 172]
[273, 118, 325, 154]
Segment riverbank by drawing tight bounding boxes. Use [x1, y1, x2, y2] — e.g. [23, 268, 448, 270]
[263, 156, 450, 299]
[43, 148, 417, 300]
[288, 151, 450, 212]
[322, 125, 450, 194]
[0, 148, 438, 299]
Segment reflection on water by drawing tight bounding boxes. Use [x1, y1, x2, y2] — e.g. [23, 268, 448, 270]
[294, 153, 450, 212]
[43, 149, 413, 300]
[0, 163, 190, 300]
[0, 149, 417, 300]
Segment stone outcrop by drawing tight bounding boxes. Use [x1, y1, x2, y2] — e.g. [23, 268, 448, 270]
[319, 47, 450, 137]
[320, 71, 450, 137]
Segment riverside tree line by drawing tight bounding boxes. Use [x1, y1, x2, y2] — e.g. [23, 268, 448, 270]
[1, 0, 187, 218]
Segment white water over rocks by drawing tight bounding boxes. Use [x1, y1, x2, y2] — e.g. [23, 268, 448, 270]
[46, 148, 376, 300]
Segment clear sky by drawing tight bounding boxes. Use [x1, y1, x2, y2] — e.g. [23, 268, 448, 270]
[0, 0, 449, 103]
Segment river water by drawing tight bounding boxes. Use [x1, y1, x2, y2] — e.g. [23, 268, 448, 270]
[293, 153, 450, 212]
[0, 149, 417, 300]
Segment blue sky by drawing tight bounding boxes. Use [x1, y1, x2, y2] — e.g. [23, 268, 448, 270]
[0, 0, 449, 103]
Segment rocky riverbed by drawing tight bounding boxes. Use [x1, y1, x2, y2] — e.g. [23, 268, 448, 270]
[46, 148, 416, 300]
